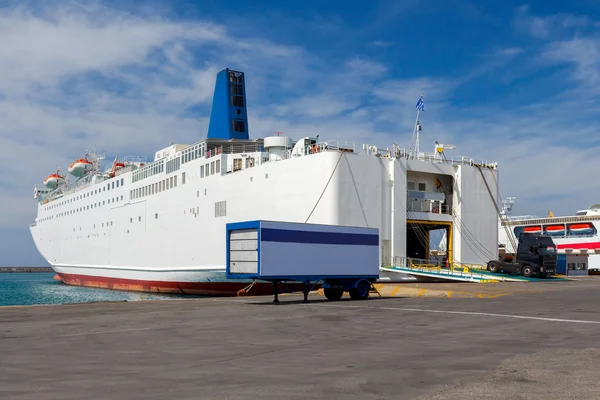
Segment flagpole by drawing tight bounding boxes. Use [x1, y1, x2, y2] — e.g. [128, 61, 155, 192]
[411, 93, 424, 159]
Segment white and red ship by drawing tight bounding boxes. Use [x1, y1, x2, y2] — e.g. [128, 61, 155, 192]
[499, 198, 600, 271]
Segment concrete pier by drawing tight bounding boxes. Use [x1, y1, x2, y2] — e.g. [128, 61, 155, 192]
[3, 278, 600, 399]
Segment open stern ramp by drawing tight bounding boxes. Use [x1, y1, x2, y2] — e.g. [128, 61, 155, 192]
[381, 261, 551, 282]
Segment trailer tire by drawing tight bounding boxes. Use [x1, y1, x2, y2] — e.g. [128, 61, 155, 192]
[521, 265, 533, 278]
[324, 288, 344, 301]
[487, 261, 499, 273]
[349, 280, 370, 301]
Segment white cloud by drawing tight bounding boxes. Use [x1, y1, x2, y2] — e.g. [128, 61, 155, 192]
[542, 38, 600, 86]
[514, 5, 591, 38]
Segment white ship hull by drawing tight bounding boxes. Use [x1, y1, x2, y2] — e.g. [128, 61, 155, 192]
[31, 148, 499, 294]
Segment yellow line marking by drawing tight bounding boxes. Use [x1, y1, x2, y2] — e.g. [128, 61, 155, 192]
[391, 286, 401, 296]
[447, 291, 452, 298]
[417, 289, 426, 297]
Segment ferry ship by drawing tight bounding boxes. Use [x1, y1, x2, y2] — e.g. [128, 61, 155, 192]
[498, 198, 600, 271]
[31, 68, 501, 295]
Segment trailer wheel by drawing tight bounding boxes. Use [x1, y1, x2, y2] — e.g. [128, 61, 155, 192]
[521, 265, 533, 278]
[324, 288, 344, 301]
[487, 261, 499, 273]
[349, 280, 370, 301]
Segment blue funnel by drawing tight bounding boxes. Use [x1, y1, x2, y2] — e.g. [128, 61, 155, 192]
[207, 68, 249, 140]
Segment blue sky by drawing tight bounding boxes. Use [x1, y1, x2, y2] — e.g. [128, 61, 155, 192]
[1, 0, 600, 265]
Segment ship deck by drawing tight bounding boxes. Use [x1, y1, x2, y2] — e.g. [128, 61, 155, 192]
[3, 278, 600, 399]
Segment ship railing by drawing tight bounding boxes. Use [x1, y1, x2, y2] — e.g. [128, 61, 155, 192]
[122, 156, 147, 164]
[299, 141, 356, 156]
[212, 143, 263, 157]
[404, 258, 487, 277]
[393, 148, 497, 169]
[407, 202, 450, 215]
[380, 256, 407, 268]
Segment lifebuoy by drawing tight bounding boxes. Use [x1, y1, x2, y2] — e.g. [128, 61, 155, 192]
[432, 207, 439, 213]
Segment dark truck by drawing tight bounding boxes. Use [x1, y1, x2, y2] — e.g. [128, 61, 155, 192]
[488, 233, 557, 278]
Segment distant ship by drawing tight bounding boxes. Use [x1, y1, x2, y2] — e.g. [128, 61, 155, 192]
[498, 197, 600, 271]
[31, 68, 500, 295]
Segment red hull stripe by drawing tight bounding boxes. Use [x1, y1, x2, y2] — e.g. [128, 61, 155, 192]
[57, 273, 312, 297]
[556, 242, 600, 250]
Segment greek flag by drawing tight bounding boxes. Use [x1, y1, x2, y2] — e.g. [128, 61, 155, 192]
[416, 95, 424, 111]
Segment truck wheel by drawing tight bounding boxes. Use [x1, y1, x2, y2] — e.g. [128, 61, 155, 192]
[349, 280, 370, 300]
[324, 288, 344, 301]
[487, 261, 499, 273]
[521, 265, 533, 278]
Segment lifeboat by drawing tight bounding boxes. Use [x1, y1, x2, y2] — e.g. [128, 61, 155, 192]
[544, 225, 565, 235]
[107, 159, 126, 178]
[68, 158, 93, 177]
[523, 226, 542, 234]
[43, 173, 65, 189]
[568, 223, 594, 234]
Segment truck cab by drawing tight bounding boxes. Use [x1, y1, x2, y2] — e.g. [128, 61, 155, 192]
[488, 233, 557, 278]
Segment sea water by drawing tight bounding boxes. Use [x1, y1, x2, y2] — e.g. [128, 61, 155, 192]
[0, 272, 185, 306]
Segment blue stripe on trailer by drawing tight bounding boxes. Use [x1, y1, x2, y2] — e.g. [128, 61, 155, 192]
[260, 228, 378, 246]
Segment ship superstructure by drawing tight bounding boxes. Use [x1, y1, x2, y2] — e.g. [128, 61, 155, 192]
[30, 68, 501, 295]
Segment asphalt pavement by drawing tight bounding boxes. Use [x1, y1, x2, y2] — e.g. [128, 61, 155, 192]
[2, 277, 600, 399]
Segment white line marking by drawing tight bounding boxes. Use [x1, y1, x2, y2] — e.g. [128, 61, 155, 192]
[313, 304, 600, 324]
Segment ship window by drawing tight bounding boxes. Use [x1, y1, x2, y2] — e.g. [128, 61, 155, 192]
[197, 191, 199, 197]
[232, 120, 245, 133]
[200, 165, 204, 178]
[418, 183, 426, 191]
[120, 195, 123, 201]
[216, 160, 221, 173]
[265, 173, 268, 179]
[155, 213, 158, 219]
[139, 216, 141, 222]
[121, 178, 124, 186]
[170, 176, 173, 188]
[116, 180, 120, 188]
[130, 218, 132, 223]
[174, 175, 178, 187]
[112, 182, 115, 189]
[407, 182, 416, 190]
[231, 95, 244, 107]
[162, 180, 166, 191]
[233, 159, 242, 172]
[182, 172, 186, 184]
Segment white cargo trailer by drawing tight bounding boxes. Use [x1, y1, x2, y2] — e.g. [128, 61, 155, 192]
[226, 220, 380, 302]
